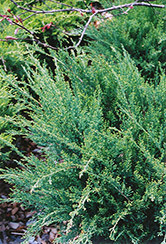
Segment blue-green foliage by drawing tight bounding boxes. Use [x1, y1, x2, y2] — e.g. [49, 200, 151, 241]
[0, 1, 166, 243]
[0, 47, 165, 243]
[0, 74, 23, 162]
[87, 6, 166, 81]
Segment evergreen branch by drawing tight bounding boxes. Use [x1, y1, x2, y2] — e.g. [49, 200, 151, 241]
[83, 170, 131, 202]
[47, 0, 77, 9]
[119, 105, 162, 152]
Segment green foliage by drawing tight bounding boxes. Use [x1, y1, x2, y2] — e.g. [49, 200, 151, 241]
[0, 0, 89, 78]
[0, 1, 166, 243]
[0, 0, 34, 78]
[0, 47, 165, 243]
[86, 6, 166, 81]
[54, 48, 118, 124]
[0, 42, 30, 79]
[0, 74, 23, 162]
[0, 0, 89, 49]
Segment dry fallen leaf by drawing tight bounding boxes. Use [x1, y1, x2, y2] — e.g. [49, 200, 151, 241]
[8, 222, 19, 229]
[49, 231, 55, 242]
[11, 207, 19, 215]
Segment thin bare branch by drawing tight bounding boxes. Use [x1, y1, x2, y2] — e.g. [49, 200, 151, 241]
[75, 12, 97, 48]
[0, 36, 58, 50]
[41, 0, 53, 10]
[12, 20, 34, 35]
[0, 56, 7, 71]
[97, 2, 165, 13]
[10, 0, 91, 14]
[10, 0, 165, 15]
[22, 13, 37, 21]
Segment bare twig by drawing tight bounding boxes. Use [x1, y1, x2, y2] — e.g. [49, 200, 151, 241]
[68, 11, 97, 49]
[22, 13, 37, 21]
[41, 0, 53, 10]
[96, 2, 165, 13]
[10, 0, 91, 14]
[0, 56, 7, 71]
[11, 20, 34, 35]
[10, 0, 165, 15]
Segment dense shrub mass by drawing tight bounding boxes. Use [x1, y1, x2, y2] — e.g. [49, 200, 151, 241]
[0, 74, 23, 162]
[87, 7, 166, 82]
[0, 1, 166, 243]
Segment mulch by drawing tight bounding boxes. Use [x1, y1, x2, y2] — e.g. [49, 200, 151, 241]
[0, 180, 62, 244]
